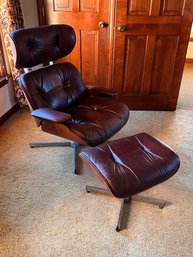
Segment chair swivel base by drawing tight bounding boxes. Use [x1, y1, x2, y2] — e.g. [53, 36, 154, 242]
[86, 185, 166, 232]
[30, 141, 80, 174]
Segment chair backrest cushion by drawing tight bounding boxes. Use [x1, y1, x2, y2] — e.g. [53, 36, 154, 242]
[20, 62, 87, 111]
[9, 24, 76, 68]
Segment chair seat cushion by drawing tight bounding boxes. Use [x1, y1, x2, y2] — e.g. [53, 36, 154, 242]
[79, 133, 180, 198]
[65, 95, 129, 146]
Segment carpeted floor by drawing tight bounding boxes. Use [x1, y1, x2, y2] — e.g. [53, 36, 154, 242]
[0, 64, 193, 257]
[178, 62, 193, 109]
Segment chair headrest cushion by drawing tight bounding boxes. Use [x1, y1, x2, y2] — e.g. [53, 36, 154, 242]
[9, 24, 76, 68]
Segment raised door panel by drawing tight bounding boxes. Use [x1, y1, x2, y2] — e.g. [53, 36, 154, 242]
[43, 0, 111, 87]
[123, 36, 146, 94]
[81, 31, 99, 85]
[127, 0, 152, 15]
[54, 0, 72, 11]
[80, 0, 99, 12]
[150, 36, 179, 95]
[160, 0, 185, 15]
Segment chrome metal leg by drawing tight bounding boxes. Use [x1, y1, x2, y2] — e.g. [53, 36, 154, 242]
[132, 195, 166, 209]
[30, 141, 72, 148]
[30, 141, 81, 174]
[86, 185, 168, 231]
[71, 142, 80, 174]
[116, 198, 130, 232]
[86, 185, 109, 194]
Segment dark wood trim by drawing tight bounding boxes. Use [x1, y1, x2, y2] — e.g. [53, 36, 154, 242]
[189, 37, 193, 42]
[0, 77, 8, 88]
[0, 75, 12, 88]
[36, 0, 46, 25]
[0, 104, 20, 126]
[186, 58, 193, 63]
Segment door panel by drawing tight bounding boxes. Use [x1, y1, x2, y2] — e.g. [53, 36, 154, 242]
[160, 0, 185, 15]
[43, 0, 111, 87]
[123, 36, 146, 94]
[81, 30, 99, 85]
[127, 0, 153, 15]
[113, 0, 193, 110]
[54, 0, 72, 11]
[80, 0, 99, 12]
[150, 36, 179, 95]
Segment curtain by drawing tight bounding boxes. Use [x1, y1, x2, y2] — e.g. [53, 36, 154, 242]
[0, 0, 27, 107]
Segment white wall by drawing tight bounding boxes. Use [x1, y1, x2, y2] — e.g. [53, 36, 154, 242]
[0, 80, 16, 117]
[186, 42, 193, 59]
[0, 0, 39, 118]
[186, 24, 193, 59]
[20, 0, 39, 28]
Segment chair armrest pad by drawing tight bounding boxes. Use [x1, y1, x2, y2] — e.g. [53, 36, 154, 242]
[89, 87, 119, 97]
[31, 108, 71, 123]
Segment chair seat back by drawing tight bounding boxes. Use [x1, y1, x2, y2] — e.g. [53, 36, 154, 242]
[20, 62, 87, 111]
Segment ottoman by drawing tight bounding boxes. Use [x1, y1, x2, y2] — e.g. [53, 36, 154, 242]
[79, 133, 180, 231]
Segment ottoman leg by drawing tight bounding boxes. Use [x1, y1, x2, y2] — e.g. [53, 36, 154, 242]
[86, 185, 131, 231]
[86, 185, 109, 194]
[86, 185, 168, 232]
[132, 195, 166, 209]
[116, 198, 130, 232]
[116, 195, 166, 231]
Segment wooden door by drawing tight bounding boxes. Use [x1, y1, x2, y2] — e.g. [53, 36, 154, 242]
[113, 0, 193, 110]
[39, 0, 113, 87]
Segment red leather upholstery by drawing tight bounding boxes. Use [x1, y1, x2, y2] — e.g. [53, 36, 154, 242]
[80, 133, 180, 198]
[9, 25, 129, 147]
[18, 61, 129, 146]
[9, 25, 76, 68]
[32, 108, 71, 123]
[19, 63, 87, 111]
[64, 95, 129, 146]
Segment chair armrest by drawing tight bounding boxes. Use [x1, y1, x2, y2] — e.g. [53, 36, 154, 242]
[31, 108, 71, 123]
[88, 87, 119, 97]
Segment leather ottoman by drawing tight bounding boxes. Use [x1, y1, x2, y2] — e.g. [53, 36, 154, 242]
[79, 133, 180, 231]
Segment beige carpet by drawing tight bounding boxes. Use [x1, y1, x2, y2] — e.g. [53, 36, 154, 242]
[178, 62, 193, 109]
[1, 67, 193, 256]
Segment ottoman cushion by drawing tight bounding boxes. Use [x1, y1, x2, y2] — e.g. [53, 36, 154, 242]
[80, 133, 180, 198]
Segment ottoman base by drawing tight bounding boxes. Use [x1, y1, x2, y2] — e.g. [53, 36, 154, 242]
[86, 185, 167, 232]
[80, 133, 180, 232]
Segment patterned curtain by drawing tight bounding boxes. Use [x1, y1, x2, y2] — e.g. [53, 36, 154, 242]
[0, 0, 27, 107]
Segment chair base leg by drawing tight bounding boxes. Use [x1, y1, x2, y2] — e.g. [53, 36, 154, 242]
[116, 198, 130, 232]
[86, 185, 109, 194]
[86, 185, 167, 232]
[30, 141, 74, 148]
[30, 141, 80, 174]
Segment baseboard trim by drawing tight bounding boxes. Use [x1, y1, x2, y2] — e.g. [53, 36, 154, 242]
[186, 58, 193, 63]
[0, 104, 20, 126]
